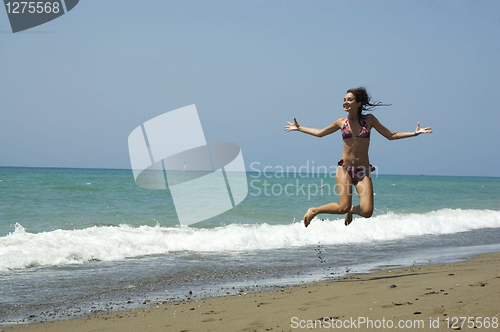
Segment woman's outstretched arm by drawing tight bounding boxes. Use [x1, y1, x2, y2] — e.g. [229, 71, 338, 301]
[285, 117, 342, 137]
[371, 115, 432, 140]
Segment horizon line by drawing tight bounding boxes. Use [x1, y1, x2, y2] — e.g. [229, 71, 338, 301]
[0, 165, 498, 178]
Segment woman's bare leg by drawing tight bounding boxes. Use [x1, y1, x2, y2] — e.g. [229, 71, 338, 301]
[304, 166, 353, 227]
[345, 175, 374, 226]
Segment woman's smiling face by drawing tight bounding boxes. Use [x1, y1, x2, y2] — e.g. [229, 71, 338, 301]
[343, 92, 361, 113]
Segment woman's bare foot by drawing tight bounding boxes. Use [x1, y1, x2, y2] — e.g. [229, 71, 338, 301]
[304, 208, 316, 227]
[344, 212, 353, 226]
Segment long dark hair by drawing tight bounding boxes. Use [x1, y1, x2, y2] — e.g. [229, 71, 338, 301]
[347, 87, 391, 126]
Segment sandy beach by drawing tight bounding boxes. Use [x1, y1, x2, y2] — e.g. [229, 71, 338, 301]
[5, 252, 499, 332]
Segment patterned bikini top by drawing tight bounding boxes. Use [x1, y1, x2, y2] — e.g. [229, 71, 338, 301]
[341, 117, 370, 139]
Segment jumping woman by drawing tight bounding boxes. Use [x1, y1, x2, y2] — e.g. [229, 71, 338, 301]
[285, 87, 432, 227]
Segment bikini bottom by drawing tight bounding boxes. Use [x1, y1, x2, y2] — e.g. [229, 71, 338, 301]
[338, 159, 375, 184]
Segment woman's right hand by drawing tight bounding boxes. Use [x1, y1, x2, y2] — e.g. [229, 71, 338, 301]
[285, 117, 300, 132]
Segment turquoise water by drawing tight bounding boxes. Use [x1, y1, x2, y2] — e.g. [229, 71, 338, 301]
[0, 167, 499, 325]
[1, 167, 497, 236]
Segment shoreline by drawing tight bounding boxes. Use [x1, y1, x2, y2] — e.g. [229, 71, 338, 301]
[5, 252, 499, 332]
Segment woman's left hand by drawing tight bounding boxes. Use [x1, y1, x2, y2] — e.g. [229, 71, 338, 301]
[415, 122, 432, 134]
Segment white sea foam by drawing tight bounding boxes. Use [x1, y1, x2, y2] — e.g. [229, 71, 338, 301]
[0, 209, 499, 271]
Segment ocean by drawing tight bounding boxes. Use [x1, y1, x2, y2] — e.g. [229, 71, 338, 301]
[1, 166, 499, 325]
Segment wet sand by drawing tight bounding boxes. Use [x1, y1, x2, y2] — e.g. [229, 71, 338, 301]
[5, 252, 499, 332]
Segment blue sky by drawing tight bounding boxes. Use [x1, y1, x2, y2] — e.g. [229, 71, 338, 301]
[1, 0, 499, 176]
